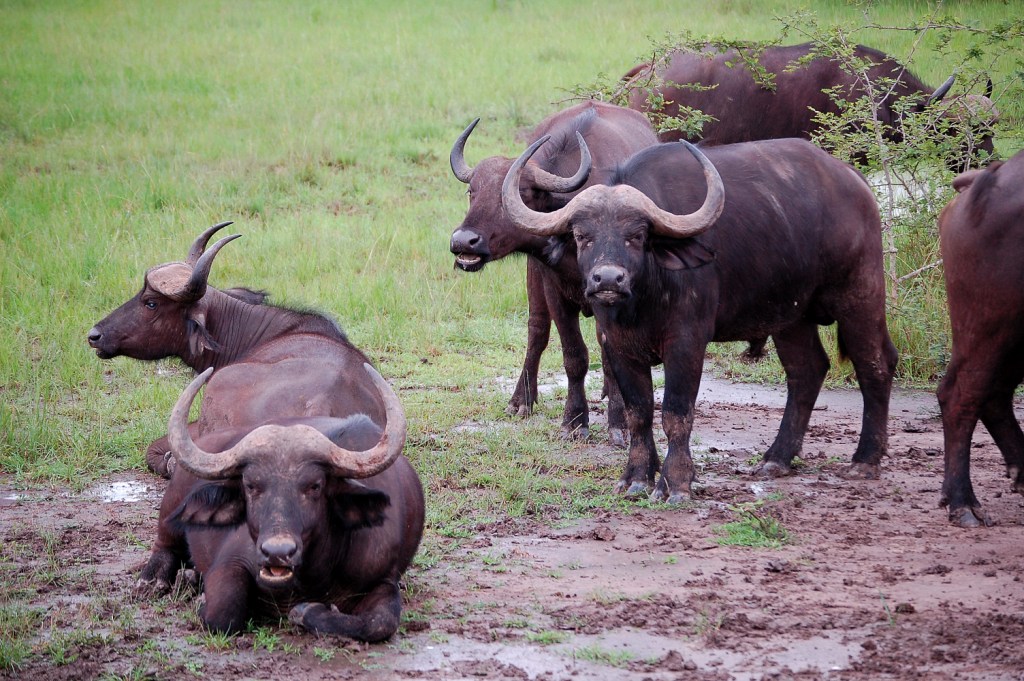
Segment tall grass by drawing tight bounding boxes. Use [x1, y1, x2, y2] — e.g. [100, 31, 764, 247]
[1, 0, 1021, 483]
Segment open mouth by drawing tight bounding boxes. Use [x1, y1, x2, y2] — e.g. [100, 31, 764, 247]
[454, 253, 486, 272]
[259, 566, 295, 583]
[589, 290, 627, 305]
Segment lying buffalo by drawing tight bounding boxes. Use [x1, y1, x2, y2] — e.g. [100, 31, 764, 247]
[624, 42, 998, 170]
[503, 136, 897, 502]
[450, 101, 658, 443]
[88, 222, 380, 477]
[936, 149, 1024, 527]
[139, 365, 423, 639]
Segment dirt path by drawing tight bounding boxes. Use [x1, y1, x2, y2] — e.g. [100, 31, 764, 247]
[3, 375, 1024, 680]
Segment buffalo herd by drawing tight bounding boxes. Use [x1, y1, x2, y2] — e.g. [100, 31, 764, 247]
[89, 41, 1018, 642]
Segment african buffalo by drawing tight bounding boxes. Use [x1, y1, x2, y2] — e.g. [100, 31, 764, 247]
[503, 136, 897, 502]
[88, 222, 380, 477]
[936, 149, 1024, 527]
[624, 42, 998, 170]
[450, 101, 658, 444]
[137, 365, 424, 640]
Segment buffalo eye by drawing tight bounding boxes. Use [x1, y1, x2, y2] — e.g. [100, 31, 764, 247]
[305, 481, 322, 496]
[244, 481, 262, 497]
[144, 299, 158, 310]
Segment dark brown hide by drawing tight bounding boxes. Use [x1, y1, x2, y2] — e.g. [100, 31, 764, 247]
[504, 138, 897, 502]
[625, 43, 997, 170]
[449, 101, 657, 444]
[936, 150, 1024, 527]
[88, 226, 373, 476]
[141, 413, 424, 640]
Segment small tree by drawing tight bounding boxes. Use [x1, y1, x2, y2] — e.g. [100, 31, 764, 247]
[571, 4, 1023, 382]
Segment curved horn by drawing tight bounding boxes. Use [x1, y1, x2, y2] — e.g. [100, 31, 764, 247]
[500, 135, 579, 236]
[450, 118, 480, 183]
[186, 221, 234, 267]
[315, 363, 406, 478]
[645, 141, 726, 238]
[529, 131, 593, 193]
[168, 365, 406, 480]
[180, 233, 242, 302]
[168, 368, 251, 479]
[928, 74, 956, 106]
[984, 78, 993, 99]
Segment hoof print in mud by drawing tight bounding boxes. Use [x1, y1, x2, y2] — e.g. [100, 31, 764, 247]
[751, 461, 793, 479]
[840, 463, 881, 480]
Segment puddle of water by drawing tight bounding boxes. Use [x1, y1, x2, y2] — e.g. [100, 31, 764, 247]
[92, 481, 152, 503]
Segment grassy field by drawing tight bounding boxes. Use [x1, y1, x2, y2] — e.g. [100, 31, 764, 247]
[1, 0, 1022, 494]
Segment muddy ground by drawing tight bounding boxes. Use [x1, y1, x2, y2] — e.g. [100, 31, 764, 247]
[3, 373, 1024, 681]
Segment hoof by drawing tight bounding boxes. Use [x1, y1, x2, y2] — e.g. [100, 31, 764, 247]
[614, 479, 652, 497]
[506, 403, 531, 418]
[607, 428, 628, 450]
[134, 577, 170, 597]
[841, 462, 880, 480]
[560, 425, 589, 441]
[649, 487, 691, 504]
[751, 460, 793, 479]
[949, 506, 993, 528]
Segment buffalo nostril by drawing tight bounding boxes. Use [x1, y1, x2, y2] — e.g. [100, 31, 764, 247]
[87, 328, 102, 343]
[260, 536, 298, 560]
[615, 272, 625, 284]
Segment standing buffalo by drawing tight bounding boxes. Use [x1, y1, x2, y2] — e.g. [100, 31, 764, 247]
[87, 223, 381, 477]
[503, 136, 897, 502]
[138, 366, 423, 640]
[936, 150, 1024, 527]
[449, 101, 658, 444]
[624, 42, 998, 170]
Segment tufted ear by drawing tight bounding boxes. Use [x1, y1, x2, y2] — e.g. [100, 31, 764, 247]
[170, 482, 246, 528]
[186, 300, 219, 356]
[327, 479, 391, 530]
[651, 238, 716, 271]
[543, 235, 570, 267]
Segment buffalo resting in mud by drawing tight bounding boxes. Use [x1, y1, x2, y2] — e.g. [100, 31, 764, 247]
[503, 136, 897, 503]
[87, 223, 384, 478]
[449, 101, 658, 445]
[624, 42, 998, 171]
[937, 149, 1024, 528]
[140, 366, 423, 639]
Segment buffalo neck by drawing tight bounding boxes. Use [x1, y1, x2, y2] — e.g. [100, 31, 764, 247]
[188, 291, 342, 372]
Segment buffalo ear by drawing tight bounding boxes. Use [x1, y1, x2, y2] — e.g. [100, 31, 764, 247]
[170, 482, 246, 528]
[186, 300, 220, 356]
[328, 479, 391, 530]
[543, 235, 569, 267]
[652, 238, 716, 271]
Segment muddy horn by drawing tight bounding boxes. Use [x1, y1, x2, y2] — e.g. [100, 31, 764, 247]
[168, 365, 406, 480]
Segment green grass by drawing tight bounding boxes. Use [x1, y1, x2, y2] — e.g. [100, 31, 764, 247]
[714, 500, 791, 548]
[3, 0, 1022, 486]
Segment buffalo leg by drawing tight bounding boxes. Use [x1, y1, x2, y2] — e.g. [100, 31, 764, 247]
[838, 319, 897, 480]
[507, 260, 550, 418]
[607, 352, 658, 496]
[601, 342, 628, 449]
[754, 323, 829, 478]
[979, 386, 1024, 491]
[544, 276, 590, 440]
[653, 346, 706, 503]
[199, 562, 255, 634]
[290, 580, 402, 643]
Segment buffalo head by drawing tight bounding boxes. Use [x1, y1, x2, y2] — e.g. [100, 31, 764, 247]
[449, 119, 592, 270]
[501, 137, 724, 306]
[87, 222, 240, 361]
[167, 363, 407, 589]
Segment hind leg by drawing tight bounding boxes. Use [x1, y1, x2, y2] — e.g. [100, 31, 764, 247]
[979, 386, 1024, 494]
[753, 323, 829, 478]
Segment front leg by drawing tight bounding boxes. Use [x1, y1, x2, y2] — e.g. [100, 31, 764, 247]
[598, 323, 627, 449]
[545, 279, 589, 440]
[652, 345, 705, 504]
[606, 350, 657, 497]
[508, 260, 550, 418]
[290, 580, 402, 643]
[199, 561, 256, 634]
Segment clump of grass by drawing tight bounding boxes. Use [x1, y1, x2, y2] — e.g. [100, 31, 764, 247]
[714, 500, 790, 548]
[573, 645, 635, 668]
